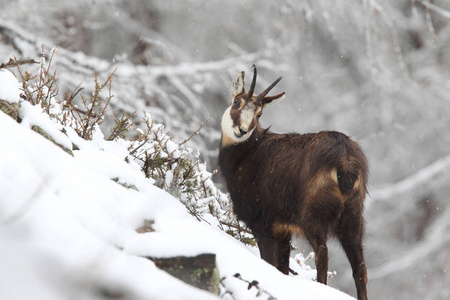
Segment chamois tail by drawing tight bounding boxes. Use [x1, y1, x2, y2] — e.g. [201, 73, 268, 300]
[336, 155, 363, 195]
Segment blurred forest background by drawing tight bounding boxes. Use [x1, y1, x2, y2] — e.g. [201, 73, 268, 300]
[1, 0, 449, 299]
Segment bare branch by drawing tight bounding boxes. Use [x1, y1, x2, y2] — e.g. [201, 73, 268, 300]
[370, 154, 450, 203]
[369, 207, 450, 280]
[0, 58, 38, 69]
[417, 0, 450, 19]
[424, 1, 438, 39]
[177, 116, 210, 148]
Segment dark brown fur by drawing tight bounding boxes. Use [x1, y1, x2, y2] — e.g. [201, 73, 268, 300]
[219, 124, 369, 300]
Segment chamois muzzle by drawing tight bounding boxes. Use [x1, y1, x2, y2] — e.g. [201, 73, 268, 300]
[236, 127, 248, 138]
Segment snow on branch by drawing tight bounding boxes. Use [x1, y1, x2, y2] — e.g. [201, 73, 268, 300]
[119, 50, 285, 79]
[0, 20, 43, 55]
[417, 0, 450, 19]
[369, 154, 450, 203]
[369, 207, 450, 280]
[368, 0, 409, 77]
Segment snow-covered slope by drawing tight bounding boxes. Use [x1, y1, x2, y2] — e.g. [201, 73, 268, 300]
[0, 74, 355, 299]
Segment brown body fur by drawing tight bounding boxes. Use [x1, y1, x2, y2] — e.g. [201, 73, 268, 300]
[219, 124, 369, 300]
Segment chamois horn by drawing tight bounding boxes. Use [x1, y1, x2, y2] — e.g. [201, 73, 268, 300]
[256, 75, 283, 103]
[246, 64, 257, 100]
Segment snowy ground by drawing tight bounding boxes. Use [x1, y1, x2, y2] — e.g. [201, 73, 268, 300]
[0, 70, 356, 299]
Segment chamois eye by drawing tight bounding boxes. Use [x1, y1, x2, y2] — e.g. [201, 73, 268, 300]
[233, 100, 241, 108]
[257, 112, 262, 119]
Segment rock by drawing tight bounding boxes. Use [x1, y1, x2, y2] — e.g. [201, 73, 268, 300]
[31, 125, 74, 156]
[111, 177, 139, 191]
[135, 219, 155, 233]
[0, 99, 20, 121]
[149, 254, 220, 295]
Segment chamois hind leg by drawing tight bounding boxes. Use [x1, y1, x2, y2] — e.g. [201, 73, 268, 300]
[337, 199, 368, 300]
[302, 185, 343, 285]
[304, 225, 329, 284]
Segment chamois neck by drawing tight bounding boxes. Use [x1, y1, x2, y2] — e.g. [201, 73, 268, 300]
[220, 124, 267, 149]
[220, 133, 236, 149]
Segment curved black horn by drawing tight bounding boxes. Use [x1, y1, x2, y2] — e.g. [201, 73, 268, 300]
[246, 64, 257, 100]
[256, 76, 283, 102]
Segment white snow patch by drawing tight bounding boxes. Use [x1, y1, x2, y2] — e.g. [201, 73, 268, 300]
[19, 101, 72, 150]
[0, 69, 21, 103]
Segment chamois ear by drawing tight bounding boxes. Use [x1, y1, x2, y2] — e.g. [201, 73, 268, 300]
[262, 92, 286, 109]
[231, 71, 245, 98]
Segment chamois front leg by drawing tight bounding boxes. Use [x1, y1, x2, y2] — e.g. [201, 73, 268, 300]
[276, 234, 292, 275]
[255, 232, 278, 268]
[253, 226, 292, 274]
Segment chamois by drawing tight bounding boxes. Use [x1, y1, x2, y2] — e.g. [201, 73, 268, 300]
[218, 65, 369, 300]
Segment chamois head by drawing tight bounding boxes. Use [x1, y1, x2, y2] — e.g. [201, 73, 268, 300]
[221, 65, 285, 147]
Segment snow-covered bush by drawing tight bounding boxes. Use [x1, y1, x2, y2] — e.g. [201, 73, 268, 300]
[6, 52, 254, 245]
[127, 114, 254, 245]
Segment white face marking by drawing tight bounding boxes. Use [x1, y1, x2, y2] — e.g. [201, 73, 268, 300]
[221, 104, 257, 143]
[239, 102, 256, 132]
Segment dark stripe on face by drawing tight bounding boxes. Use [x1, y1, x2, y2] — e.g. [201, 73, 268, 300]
[230, 97, 245, 127]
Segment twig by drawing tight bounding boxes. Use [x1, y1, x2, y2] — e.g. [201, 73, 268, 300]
[423, 0, 437, 39]
[417, 0, 450, 19]
[0, 58, 38, 69]
[225, 273, 277, 299]
[219, 220, 253, 235]
[107, 111, 136, 141]
[177, 116, 210, 148]
[219, 277, 237, 300]
[63, 83, 84, 107]
[364, 0, 409, 77]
